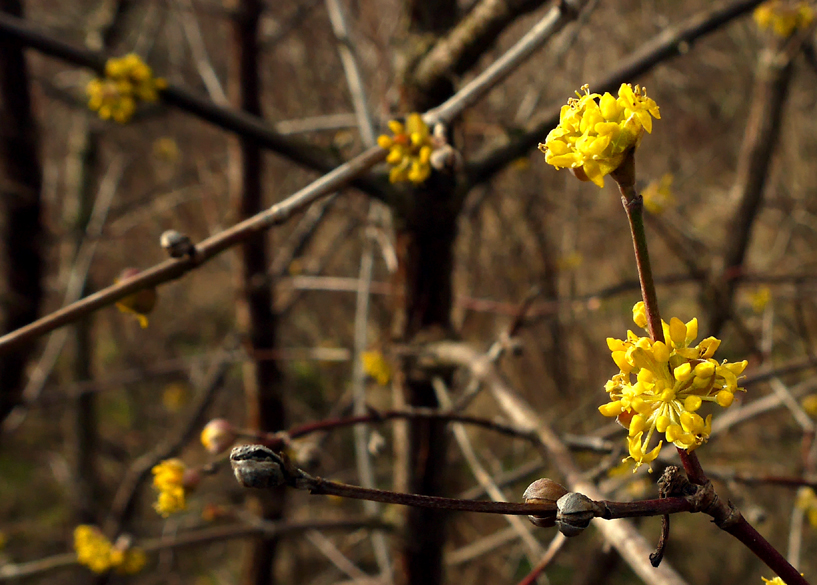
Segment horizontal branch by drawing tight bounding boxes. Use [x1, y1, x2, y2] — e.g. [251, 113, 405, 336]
[229, 444, 695, 520]
[0, 517, 391, 581]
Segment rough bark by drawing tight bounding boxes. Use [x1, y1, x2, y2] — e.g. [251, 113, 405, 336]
[227, 2, 286, 585]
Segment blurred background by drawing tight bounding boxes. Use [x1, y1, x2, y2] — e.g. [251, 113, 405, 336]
[1, 0, 816, 584]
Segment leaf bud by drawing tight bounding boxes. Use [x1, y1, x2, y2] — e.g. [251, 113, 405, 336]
[523, 478, 567, 528]
[555, 492, 603, 537]
[160, 230, 195, 258]
[230, 444, 286, 489]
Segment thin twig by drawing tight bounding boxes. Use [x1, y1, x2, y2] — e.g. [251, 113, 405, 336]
[432, 377, 547, 562]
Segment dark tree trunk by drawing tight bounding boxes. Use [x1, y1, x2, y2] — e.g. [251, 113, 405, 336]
[0, 0, 44, 425]
[227, 2, 286, 585]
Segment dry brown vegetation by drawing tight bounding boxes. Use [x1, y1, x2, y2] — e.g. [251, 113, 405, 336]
[1, 0, 817, 584]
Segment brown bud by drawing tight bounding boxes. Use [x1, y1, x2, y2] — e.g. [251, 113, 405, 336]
[523, 478, 568, 528]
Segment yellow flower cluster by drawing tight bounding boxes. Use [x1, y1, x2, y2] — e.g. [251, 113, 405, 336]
[73, 525, 146, 574]
[762, 578, 787, 585]
[539, 84, 660, 188]
[361, 350, 392, 386]
[599, 302, 748, 471]
[151, 458, 187, 517]
[377, 114, 435, 184]
[796, 487, 817, 527]
[87, 53, 167, 123]
[754, 1, 814, 37]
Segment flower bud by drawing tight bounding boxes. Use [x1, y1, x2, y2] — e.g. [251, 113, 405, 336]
[230, 444, 285, 489]
[555, 492, 603, 537]
[201, 419, 236, 455]
[160, 230, 195, 258]
[523, 478, 567, 528]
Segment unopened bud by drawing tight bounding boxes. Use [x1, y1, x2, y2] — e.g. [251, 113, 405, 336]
[555, 492, 604, 537]
[160, 230, 195, 258]
[201, 419, 236, 455]
[230, 444, 285, 489]
[523, 478, 567, 528]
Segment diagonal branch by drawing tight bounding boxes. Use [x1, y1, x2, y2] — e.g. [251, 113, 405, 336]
[410, 0, 554, 101]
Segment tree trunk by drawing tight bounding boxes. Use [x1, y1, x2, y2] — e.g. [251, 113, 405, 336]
[227, 2, 286, 585]
[0, 0, 44, 426]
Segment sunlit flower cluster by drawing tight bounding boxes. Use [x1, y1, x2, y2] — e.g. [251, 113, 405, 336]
[539, 84, 660, 188]
[377, 114, 435, 184]
[87, 53, 167, 123]
[796, 487, 817, 528]
[151, 459, 188, 517]
[73, 525, 146, 574]
[754, 1, 814, 37]
[599, 302, 748, 471]
[361, 350, 392, 386]
[762, 578, 787, 585]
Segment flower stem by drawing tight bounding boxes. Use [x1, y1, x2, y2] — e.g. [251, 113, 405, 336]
[612, 154, 712, 486]
[617, 182, 664, 344]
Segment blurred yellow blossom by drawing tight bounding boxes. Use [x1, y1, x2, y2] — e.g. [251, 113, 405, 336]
[796, 486, 817, 527]
[362, 350, 391, 386]
[749, 287, 772, 314]
[599, 302, 747, 471]
[114, 268, 157, 329]
[162, 382, 190, 412]
[153, 137, 180, 163]
[642, 174, 676, 215]
[762, 578, 787, 585]
[754, 1, 814, 37]
[539, 84, 660, 188]
[151, 459, 188, 516]
[73, 525, 146, 574]
[802, 393, 817, 416]
[377, 114, 435, 184]
[557, 251, 583, 271]
[511, 157, 531, 171]
[87, 53, 166, 123]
